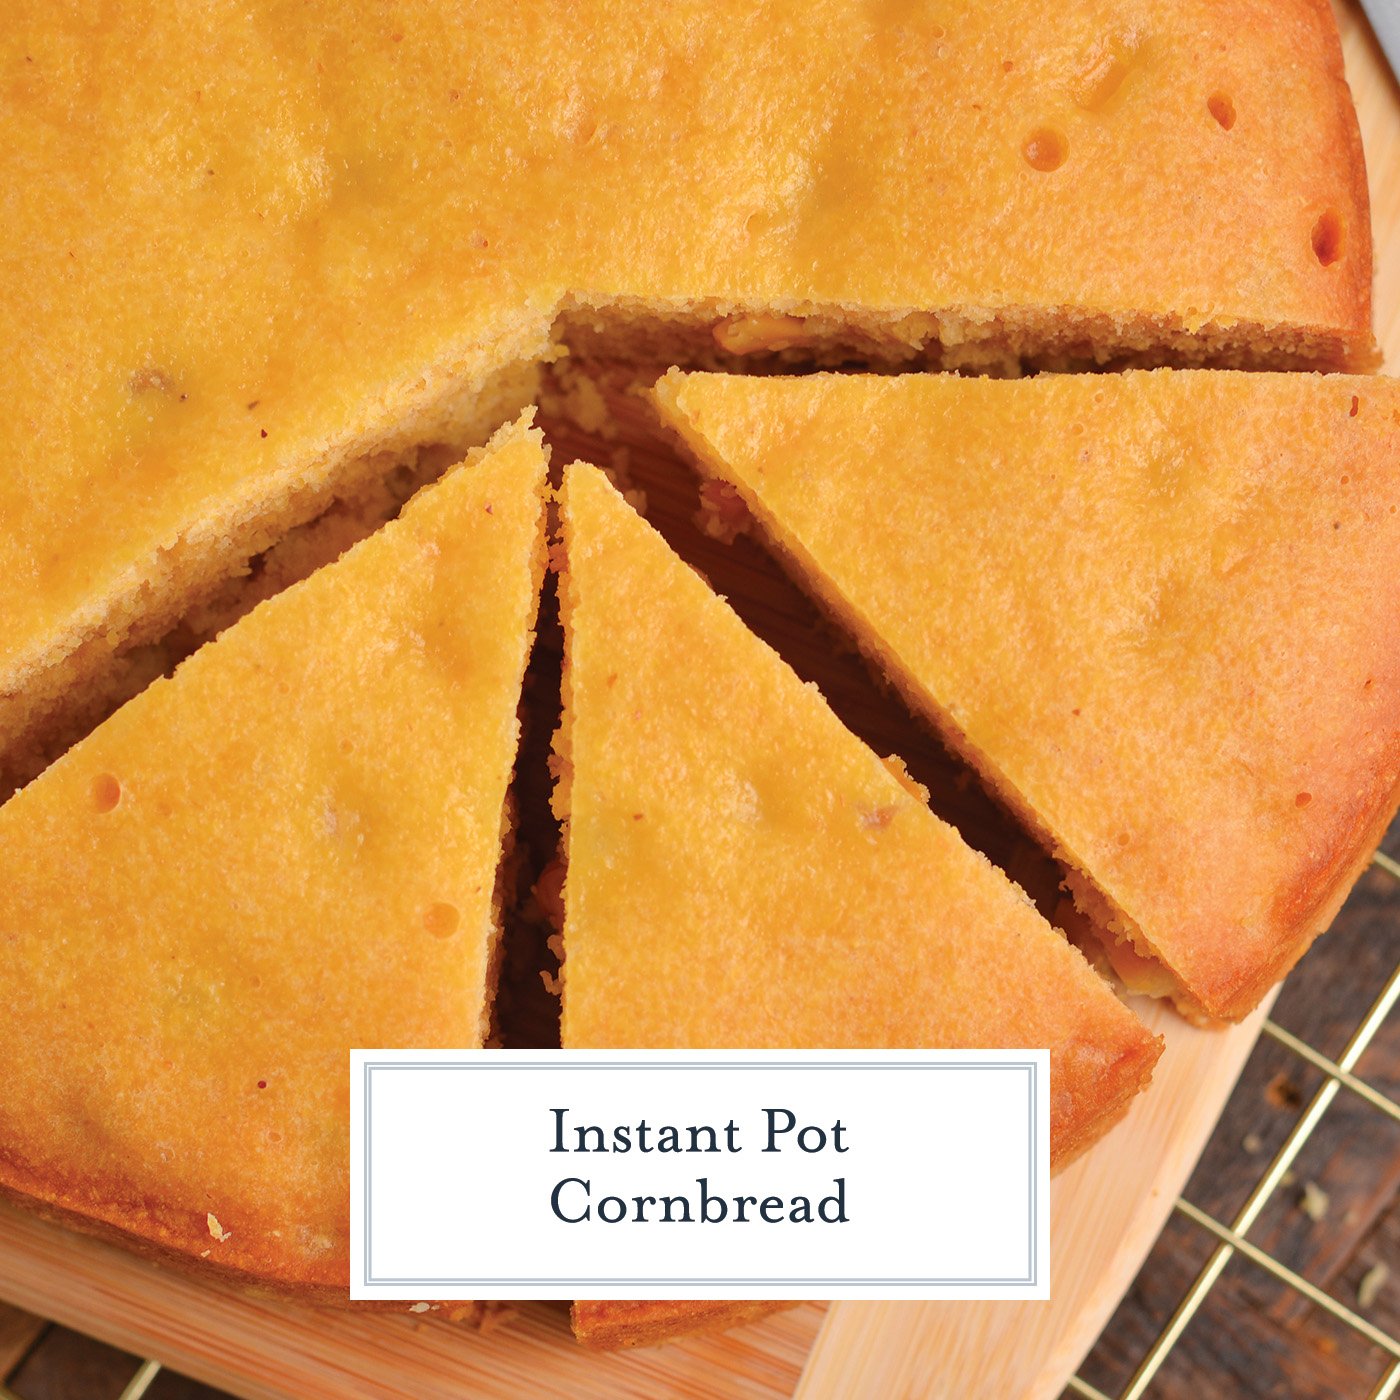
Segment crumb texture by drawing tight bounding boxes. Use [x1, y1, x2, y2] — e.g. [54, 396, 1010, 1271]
[555, 463, 1160, 1171]
[0, 417, 548, 1294]
[654, 369, 1400, 1021]
[0, 0, 1373, 775]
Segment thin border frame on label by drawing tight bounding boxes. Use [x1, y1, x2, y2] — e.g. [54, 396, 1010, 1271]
[357, 1057, 1041, 1290]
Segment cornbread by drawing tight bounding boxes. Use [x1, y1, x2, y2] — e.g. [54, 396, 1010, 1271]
[0, 360, 539, 801]
[654, 369, 1400, 1023]
[1, 0, 1373, 789]
[555, 461, 1160, 1345]
[553, 462, 1160, 1160]
[0, 417, 548, 1296]
[572, 1300, 797, 1351]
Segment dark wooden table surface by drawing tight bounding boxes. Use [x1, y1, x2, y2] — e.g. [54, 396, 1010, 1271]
[1065, 833, 1400, 1400]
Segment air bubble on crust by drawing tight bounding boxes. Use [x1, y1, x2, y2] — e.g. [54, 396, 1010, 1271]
[90, 773, 121, 812]
[424, 901, 460, 938]
[1022, 128, 1067, 172]
[1311, 209, 1344, 267]
[1207, 92, 1235, 130]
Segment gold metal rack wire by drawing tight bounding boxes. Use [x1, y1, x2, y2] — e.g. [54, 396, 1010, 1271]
[0, 1359, 160, 1400]
[1066, 847, 1400, 1400]
[1, 855, 1397, 1400]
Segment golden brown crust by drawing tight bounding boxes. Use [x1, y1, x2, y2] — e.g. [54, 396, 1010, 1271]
[0, 0, 1376, 784]
[555, 463, 1160, 1171]
[0, 1179, 485, 1322]
[0, 1169, 347, 1303]
[654, 369, 1400, 1024]
[0, 359, 542, 803]
[1306, 0, 1374, 339]
[0, 422, 548, 1296]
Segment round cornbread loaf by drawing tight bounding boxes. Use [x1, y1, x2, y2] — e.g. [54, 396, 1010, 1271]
[0, 0, 1373, 787]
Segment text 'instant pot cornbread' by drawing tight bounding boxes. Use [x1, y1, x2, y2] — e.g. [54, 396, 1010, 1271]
[0, 421, 547, 1298]
[0, 0, 1393, 1356]
[0, 0, 1373, 793]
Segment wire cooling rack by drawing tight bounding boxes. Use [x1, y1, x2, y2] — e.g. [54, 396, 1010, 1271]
[1, 855, 1397, 1400]
[0, 1359, 164, 1400]
[1065, 849, 1400, 1400]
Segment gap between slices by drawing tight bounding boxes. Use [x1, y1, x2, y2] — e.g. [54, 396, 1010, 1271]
[650, 368, 1400, 1024]
[549, 460, 1161, 1170]
[5, 294, 1375, 803]
[0, 415, 548, 1296]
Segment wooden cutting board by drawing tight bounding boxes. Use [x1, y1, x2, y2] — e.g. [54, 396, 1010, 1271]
[0, 996, 1268, 1400]
[0, 5, 1396, 1397]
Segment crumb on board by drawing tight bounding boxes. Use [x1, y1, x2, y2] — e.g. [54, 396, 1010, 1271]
[695, 479, 752, 543]
[206, 1212, 232, 1243]
[1266, 1072, 1303, 1110]
[1299, 1181, 1330, 1222]
[1359, 1262, 1389, 1310]
[1242, 1131, 1264, 1154]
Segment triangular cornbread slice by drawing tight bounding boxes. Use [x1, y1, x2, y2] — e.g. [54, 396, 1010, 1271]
[654, 369, 1400, 1023]
[0, 1, 1373, 787]
[556, 463, 1160, 1347]
[0, 415, 548, 1296]
[554, 462, 1159, 1156]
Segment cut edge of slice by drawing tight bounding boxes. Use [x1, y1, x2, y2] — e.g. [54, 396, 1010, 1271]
[550, 469, 806, 1351]
[0, 320, 553, 802]
[0, 410, 550, 1301]
[570, 1299, 800, 1351]
[461, 417, 553, 1050]
[551, 457, 1161, 1345]
[551, 459, 1161, 1147]
[559, 291, 1378, 376]
[649, 370, 1228, 1023]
